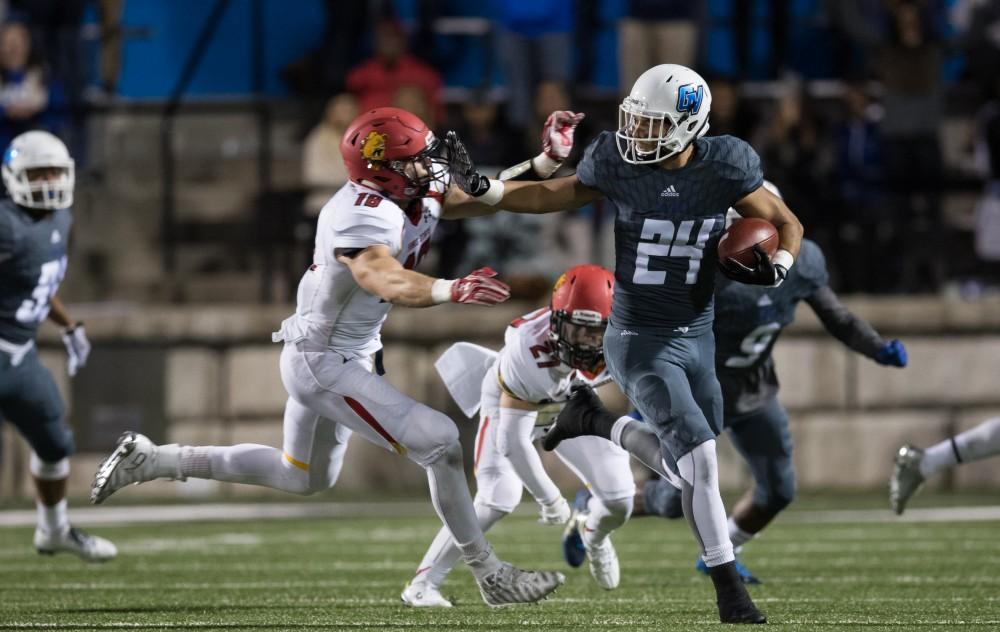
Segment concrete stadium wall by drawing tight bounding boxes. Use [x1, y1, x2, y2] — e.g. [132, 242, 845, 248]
[3, 296, 1000, 502]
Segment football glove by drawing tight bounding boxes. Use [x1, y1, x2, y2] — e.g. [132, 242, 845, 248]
[719, 244, 788, 287]
[538, 496, 572, 525]
[61, 323, 91, 377]
[444, 131, 493, 197]
[875, 339, 908, 367]
[541, 110, 585, 161]
[449, 267, 511, 306]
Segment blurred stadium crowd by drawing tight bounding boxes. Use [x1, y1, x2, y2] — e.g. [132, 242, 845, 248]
[3, 0, 1000, 299]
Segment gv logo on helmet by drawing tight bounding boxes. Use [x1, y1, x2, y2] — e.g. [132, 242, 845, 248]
[676, 84, 704, 115]
[361, 130, 388, 168]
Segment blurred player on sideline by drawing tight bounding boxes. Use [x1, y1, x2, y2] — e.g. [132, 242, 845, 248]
[0, 131, 116, 562]
[447, 63, 804, 623]
[91, 106, 585, 607]
[402, 265, 633, 607]
[891, 418, 1000, 514]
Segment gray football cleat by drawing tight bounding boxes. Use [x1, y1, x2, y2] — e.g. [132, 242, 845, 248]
[890, 444, 925, 515]
[476, 562, 565, 607]
[91, 432, 175, 504]
[35, 526, 117, 562]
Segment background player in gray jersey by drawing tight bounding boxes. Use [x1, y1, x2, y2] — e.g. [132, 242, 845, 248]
[0, 131, 116, 562]
[447, 63, 805, 624]
[597, 237, 907, 583]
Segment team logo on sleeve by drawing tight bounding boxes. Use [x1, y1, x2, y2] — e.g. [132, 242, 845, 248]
[361, 130, 388, 168]
[676, 84, 704, 115]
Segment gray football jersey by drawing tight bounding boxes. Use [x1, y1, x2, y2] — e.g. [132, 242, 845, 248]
[0, 199, 72, 344]
[713, 239, 828, 414]
[577, 132, 763, 334]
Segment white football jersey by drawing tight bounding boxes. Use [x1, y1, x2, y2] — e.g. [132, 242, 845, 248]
[275, 179, 442, 356]
[481, 307, 610, 428]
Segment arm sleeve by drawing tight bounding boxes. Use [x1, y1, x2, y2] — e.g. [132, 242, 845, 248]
[805, 286, 886, 359]
[330, 201, 403, 254]
[495, 407, 561, 505]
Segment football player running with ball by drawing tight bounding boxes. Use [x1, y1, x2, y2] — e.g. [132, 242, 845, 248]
[579, 234, 907, 584]
[402, 265, 634, 607]
[91, 106, 585, 607]
[448, 64, 804, 623]
[0, 131, 116, 562]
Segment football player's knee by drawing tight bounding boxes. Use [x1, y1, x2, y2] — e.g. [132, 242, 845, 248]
[418, 409, 462, 466]
[601, 495, 634, 526]
[29, 453, 70, 481]
[677, 439, 719, 488]
[762, 469, 797, 512]
[475, 470, 522, 513]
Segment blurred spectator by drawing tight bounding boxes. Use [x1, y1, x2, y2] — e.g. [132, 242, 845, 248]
[734, 0, 788, 78]
[830, 82, 890, 292]
[392, 84, 432, 129]
[973, 75, 1000, 284]
[824, 0, 886, 79]
[751, 79, 831, 244]
[955, 0, 1000, 99]
[618, 1, 703, 93]
[705, 75, 755, 139]
[457, 94, 518, 168]
[345, 20, 443, 125]
[283, 0, 373, 98]
[0, 20, 63, 151]
[875, 0, 946, 292]
[493, 0, 572, 132]
[302, 94, 358, 217]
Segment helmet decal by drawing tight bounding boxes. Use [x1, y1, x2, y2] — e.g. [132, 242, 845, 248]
[553, 272, 568, 293]
[361, 130, 388, 165]
[676, 84, 704, 115]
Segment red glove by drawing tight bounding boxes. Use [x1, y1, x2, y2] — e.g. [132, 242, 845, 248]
[451, 267, 511, 306]
[541, 110, 586, 161]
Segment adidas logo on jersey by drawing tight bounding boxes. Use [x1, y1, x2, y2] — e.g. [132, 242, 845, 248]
[51, 231, 61, 244]
[757, 295, 773, 307]
[660, 185, 680, 198]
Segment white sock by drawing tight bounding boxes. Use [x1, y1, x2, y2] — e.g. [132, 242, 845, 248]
[921, 418, 1000, 478]
[425, 445, 502, 580]
[919, 441, 957, 478]
[37, 498, 68, 535]
[417, 504, 506, 589]
[583, 495, 632, 548]
[678, 440, 734, 568]
[728, 517, 755, 550]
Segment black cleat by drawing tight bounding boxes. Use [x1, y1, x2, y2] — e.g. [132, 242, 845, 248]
[541, 386, 617, 451]
[719, 597, 767, 624]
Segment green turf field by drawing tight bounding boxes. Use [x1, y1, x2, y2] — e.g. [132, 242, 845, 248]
[2, 501, 999, 631]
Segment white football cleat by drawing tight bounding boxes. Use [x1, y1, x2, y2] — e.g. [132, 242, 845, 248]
[476, 562, 565, 607]
[890, 444, 926, 515]
[400, 580, 453, 608]
[585, 536, 620, 589]
[35, 526, 117, 562]
[91, 431, 174, 504]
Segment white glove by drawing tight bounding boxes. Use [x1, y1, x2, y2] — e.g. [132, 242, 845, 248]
[61, 324, 91, 377]
[538, 496, 571, 525]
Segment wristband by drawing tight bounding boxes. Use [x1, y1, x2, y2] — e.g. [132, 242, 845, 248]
[431, 278, 454, 304]
[531, 153, 562, 178]
[772, 249, 794, 273]
[478, 179, 505, 206]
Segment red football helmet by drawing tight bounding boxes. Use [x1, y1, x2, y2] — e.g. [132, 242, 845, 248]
[550, 264, 615, 372]
[340, 106, 447, 200]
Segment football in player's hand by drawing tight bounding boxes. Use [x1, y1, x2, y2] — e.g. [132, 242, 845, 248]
[717, 218, 779, 269]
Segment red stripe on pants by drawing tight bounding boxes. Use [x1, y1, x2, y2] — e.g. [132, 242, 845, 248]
[343, 396, 405, 455]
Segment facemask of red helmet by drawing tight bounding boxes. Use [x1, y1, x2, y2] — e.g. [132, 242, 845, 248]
[342, 107, 451, 201]
[549, 265, 615, 374]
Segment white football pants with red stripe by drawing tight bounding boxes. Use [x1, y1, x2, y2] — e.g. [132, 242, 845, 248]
[279, 340, 460, 473]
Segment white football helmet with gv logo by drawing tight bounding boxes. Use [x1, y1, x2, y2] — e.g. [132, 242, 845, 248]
[2, 130, 75, 210]
[616, 64, 712, 165]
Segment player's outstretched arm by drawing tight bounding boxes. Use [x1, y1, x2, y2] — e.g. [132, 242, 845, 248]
[441, 124, 602, 219]
[337, 245, 510, 308]
[805, 285, 908, 367]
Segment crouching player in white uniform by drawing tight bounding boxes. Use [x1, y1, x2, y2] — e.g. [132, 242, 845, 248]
[90, 106, 585, 607]
[402, 265, 635, 607]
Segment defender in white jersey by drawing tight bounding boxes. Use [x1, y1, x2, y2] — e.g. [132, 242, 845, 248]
[90, 106, 587, 607]
[402, 265, 635, 607]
